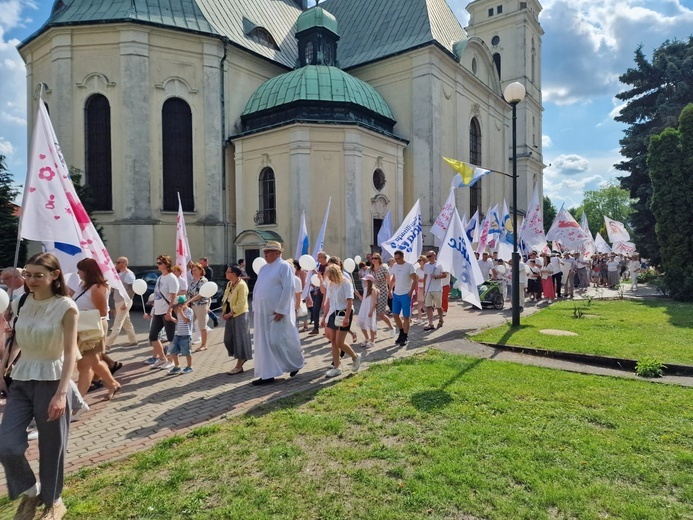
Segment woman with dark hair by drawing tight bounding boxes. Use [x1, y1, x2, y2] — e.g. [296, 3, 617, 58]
[144, 255, 178, 369]
[221, 265, 253, 375]
[0, 253, 78, 520]
[186, 262, 210, 352]
[72, 258, 120, 399]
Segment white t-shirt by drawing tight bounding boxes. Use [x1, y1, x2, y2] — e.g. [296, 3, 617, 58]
[390, 261, 416, 295]
[293, 275, 302, 296]
[607, 260, 620, 272]
[153, 272, 179, 315]
[415, 266, 425, 288]
[326, 279, 354, 312]
[423, 262, 443, 292]
[177, 275, 188, 292]
[477, 259, 494, 281]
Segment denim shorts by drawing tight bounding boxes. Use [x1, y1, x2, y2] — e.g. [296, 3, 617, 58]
[170, 335, 191, 356]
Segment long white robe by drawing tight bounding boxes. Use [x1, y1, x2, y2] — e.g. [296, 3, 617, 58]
[252, 257, 304, 379]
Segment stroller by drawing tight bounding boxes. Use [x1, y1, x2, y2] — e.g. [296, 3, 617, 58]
[477, 280, 504, 310]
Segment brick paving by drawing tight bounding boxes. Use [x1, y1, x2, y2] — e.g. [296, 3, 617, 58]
[0, 283, 678, 492]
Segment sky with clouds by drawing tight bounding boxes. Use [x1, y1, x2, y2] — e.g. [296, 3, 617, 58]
[1, 0, 693, 209]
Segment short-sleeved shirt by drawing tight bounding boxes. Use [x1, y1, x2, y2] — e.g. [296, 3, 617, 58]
[326, 279, 354, 312]
[423, 262, 443, 292]
[390, 261, 416, 295]
[187, 277, 209, 307]
[153, 273, 179, 315]
[174, 307, 193, 336]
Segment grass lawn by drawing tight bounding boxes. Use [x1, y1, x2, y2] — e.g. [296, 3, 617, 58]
[2, 351, 691, 519]
[472, 299, 693, 365]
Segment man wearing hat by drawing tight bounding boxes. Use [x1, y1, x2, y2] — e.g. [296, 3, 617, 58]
[251, 241, 305, 385]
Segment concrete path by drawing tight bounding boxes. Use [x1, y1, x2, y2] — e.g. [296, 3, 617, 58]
[0, 282, 686, 491]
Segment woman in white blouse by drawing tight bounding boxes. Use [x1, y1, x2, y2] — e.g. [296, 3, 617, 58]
[0, 253, 78, 520]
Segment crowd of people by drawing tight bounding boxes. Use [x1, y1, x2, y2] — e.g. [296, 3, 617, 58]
[0, 239, 645, 519]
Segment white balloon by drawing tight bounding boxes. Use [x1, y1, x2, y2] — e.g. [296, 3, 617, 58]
[252, 257, 267, 274]
[199, 281, 219, 298]
[354, 255, 362, 264]
[344, 258, 356, 272]
[0, 289, 9, 313]
[311, 274, 321, 286]
[132, 279, 148, 295]
[299, 254, 316, 271]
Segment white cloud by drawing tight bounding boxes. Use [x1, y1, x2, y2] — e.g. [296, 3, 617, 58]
[541, 0, 693, 106]
[542, 135, 553, 148]
[551, 154, 590, 175]
[0, 137, 15, 156]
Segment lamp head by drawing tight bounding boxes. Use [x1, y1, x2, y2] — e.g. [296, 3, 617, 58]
[503, 82, 526, 104]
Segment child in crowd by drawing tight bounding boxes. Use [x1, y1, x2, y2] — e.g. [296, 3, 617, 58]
[357, 274, 379, 348]
[167, 296, 193, 375]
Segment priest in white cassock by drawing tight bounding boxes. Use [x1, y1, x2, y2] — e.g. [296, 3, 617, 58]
[251, 241, 305, 385]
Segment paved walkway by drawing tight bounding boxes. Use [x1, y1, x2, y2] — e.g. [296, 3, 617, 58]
[0, 283, 686, 491]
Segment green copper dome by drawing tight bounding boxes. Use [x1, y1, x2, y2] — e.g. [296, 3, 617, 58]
[295, 6, 338, 36]
[242, 65, 394, 121]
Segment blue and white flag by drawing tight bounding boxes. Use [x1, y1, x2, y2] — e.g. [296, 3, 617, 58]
[486, 204, 502, 251]
[466, 209, 480, 244]
[437, 207, 484, 309]
[381, 200, 423, 265]
[497, 200, 514, 261]
[295, 210, 309, 259]
[376, 210, 393, 261]
[311, 197, 331, 259]
[43, 241, 84, 291]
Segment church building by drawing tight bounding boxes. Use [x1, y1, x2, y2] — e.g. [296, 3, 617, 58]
[19, 0, 544, 269]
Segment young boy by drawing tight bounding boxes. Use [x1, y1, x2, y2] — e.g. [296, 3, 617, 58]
[167, 295, 194, 375]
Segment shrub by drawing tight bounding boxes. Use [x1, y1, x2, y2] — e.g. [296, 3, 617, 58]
[635, 357, 666, 378]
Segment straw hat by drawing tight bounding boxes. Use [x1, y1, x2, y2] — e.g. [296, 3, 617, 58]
[262, 240, 284, 252]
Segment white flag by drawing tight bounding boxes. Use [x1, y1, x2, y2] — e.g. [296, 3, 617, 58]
[431, 189, 456, 241]
[20, 102, 130, 303]
[518, 183, 547, 253]
[497, 200, 514, 261]
[295, 210, 309, 259]
[485, 204, 502, 251]
[578, 211, 596, 262]
[437, 207, 484, 309]
[604, 216, 631, 243]
[594, 232, 612, 253]
[311, 197, 331, 259]
[546, 208, 591, 251]
[476, 213, 491, 255]
[381, 200, 423, 265]
[176, 193, 192, 277]
[612, 241, 636, 256]
[376, 210, 393, 261]
[466, 209, 480, 244]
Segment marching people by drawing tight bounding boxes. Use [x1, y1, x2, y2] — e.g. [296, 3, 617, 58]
[221, 264, 253, 375]
[369, 253, 396, 338]
[389, 251, 418, 346]
[0, 253, 78, 520]
[322, 265, 361, 378]
[251, 241, 304, 385]
[356, 274, 378, 348]
[144, 255, 178, 370]
[165, 296, 194, 375]
[104, 257, 138, 349]
[186, 263, 210, 353]
[422, 251, 446, 331]
[308, 251, 328, 335]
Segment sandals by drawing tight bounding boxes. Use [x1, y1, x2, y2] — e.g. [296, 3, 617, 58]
[104, 385, 121, 401]
[227, 367, 244, 375]
[437, 320, 444, 329]
[109, 361, 123, 375]
[194, 346, 208, 353]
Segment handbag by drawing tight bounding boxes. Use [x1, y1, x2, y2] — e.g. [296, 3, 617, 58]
[77, 309, 105, 343]
[3, 293, 29, 391]
[297, 301, 308, 318]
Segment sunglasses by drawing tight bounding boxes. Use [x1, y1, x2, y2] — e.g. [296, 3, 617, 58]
[156, 261, 164, 265]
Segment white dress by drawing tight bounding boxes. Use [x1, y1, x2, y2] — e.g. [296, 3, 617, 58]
[252, 258, 305, 379]
[357, 291, 377, 332]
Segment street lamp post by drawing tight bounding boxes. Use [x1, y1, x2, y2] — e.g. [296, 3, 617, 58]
[503, 82, 526, 327]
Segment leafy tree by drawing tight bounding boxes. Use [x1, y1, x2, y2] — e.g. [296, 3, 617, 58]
[615, 38, 693, 265]
[647, 104, 693, 301]
[542, 195, 556, 234]
[0, 155, 26, 267]
[570, 182, 633, 237]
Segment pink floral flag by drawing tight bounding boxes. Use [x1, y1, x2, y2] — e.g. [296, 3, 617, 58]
[20, 102, 129, 303]
[176, 193, 192, 277]
[546, 207, 591, 251]
[518, 183, 547, 253]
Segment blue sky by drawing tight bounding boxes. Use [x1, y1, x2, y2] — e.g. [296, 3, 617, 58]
[1, 0, 693, 209]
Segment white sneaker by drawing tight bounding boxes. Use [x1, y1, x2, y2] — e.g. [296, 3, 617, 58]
[352, 354, 362, 373]
[150, 359, 166, 369]
[325, 368, 342, 378]
[389, 328, 397, 338]
[159, 361, 175, 370]
[71, 402, 90, 422]
[368, 341, 375, 349]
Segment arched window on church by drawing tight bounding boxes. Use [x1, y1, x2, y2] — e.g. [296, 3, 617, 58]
[469, 117, 482, 215]
[493, 53, 501, 79]
[249, 27, 279, 50]
[84, 94, 112, 211]
[162, 97, 194, 212]
[258, 168, 276, 225]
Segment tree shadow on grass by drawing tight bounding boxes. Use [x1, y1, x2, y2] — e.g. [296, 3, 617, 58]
[492, 324, 534, 345]
[639, 299, 693, 329]
[410, 357, 485, 413]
